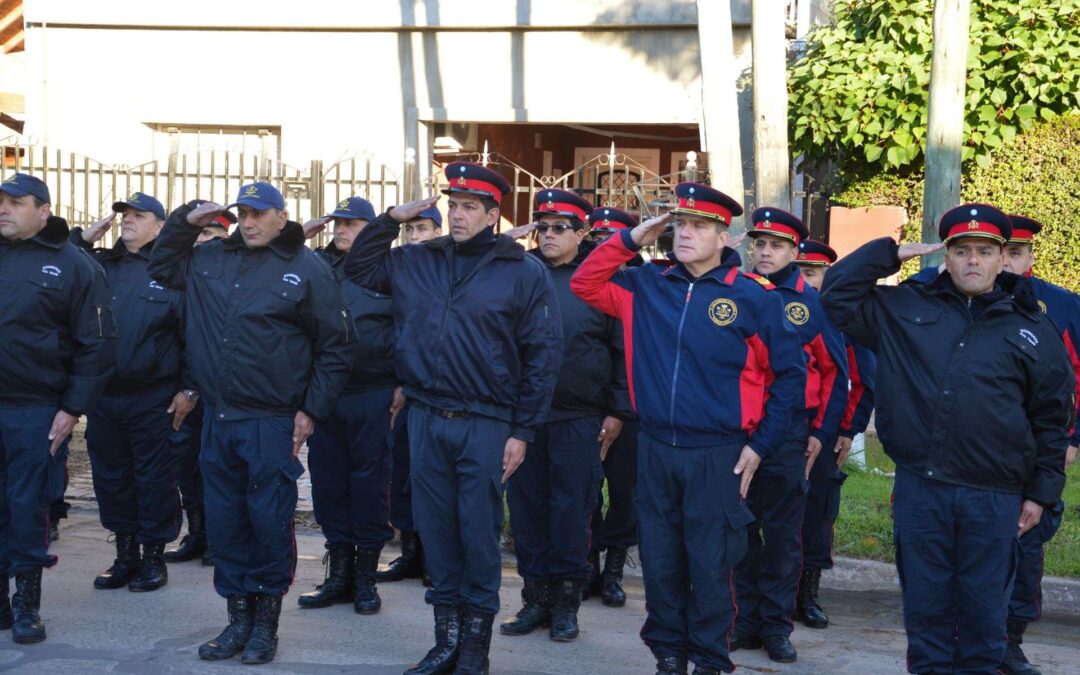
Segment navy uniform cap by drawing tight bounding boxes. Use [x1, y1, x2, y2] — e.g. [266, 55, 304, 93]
[1006, 214, 1042, 245]
[748, 207, 809, 246]
[588, 206, 638, 233]
[670, 182, 742, 224]
[414, 205, 443, 228]
[796, 239, 837, 266]
[532, 189, 593, 225]
[208, 211, 237, 231]
[0, 173, 50, 203]
[327, 196, 376, 222]
[112, 191, 165, 220]
[442, 162, 511, 202]
[938, 203, 1012, 245]
[227, 181, 286, 211]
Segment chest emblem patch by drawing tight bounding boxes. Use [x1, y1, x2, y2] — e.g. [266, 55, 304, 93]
[785, 301, 810, 326]
[282, 273, 302, 286]
[41, 265, 61, 277]
[1037, 300, 1047, 314]
[1019, 328, 1038, 347]
[708, 298, 738, 327]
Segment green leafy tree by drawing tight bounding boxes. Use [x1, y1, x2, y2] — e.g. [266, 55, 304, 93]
[789, 0, 1080, 171]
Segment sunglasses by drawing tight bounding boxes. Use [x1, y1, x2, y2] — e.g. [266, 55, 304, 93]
[536, 223, 576, 234]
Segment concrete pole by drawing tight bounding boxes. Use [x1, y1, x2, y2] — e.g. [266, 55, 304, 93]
[697, 0, 746, 232]
[921, 0, 972, 267]
[752, 0, 792, 211]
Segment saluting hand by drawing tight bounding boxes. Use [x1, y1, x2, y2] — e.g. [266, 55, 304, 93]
[734, 445, 761, 500]
[504, 222, 538, 240]
[805, 436, 822, 480]
[725, 231, 748, 251]
[302, 216, 332, 240]
[186, 202, 228, 228]
[47, 410, 78, 457]
[1018, 499, 1044, 536]
[389, 195, 440, 224]
[598, 416, 623, 461]
[292, 410, 314, 458]
[81, 213, 117, 244]
[897, 242, 945, 262]
[834, 435, 853, 468]
[629, 212, 673, 247]
[502, 437, 527, 483]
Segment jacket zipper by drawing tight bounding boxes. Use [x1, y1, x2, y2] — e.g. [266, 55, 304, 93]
[341, 309, 351, 343]
[669, 282, 694, 445]
[96, 306, 104, 337]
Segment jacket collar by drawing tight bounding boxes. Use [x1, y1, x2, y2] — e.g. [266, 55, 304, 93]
[425, 229, 525, 261]
[101, 236, 154, 261]
[926, 269, 1040, 319]
[663, 246, 742, 285]
[24, 216, 71, 250]
[529, 239, 596, 270]
[224, 220, 306, 259]
[760, 262, 805, 292]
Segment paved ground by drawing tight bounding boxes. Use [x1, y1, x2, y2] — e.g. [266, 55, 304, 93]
[1, 510, 1077, 675]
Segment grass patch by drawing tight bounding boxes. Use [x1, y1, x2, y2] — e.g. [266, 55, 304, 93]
[836, 435, 1080, 577]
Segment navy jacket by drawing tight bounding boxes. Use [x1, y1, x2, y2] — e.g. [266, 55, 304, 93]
[822, 238, 1075, 505]
[315, 243, 396, 393]
[0, 216, 116, 414]
[149, 204, 354, 421]
[71, 230, 185, 393]
[532, 242, 632, 423]
[838, 336, 876, 438]
[570, 229, 806, 455]
[344, 214, 562, 442]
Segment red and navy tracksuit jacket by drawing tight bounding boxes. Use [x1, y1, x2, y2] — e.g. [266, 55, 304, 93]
[569, 229, 806, 457]
[839, 337, 876, 439]
[762, 264, 849, 445]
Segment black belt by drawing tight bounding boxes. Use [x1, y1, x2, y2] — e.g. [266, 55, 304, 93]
[419, 403, 471, 420]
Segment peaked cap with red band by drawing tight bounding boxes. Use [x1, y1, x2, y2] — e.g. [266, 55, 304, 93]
[748, 206, 809, 246]
[532, 188, 593, 226]
[796, 239, 837, 266]
[938, 203, 1012, 245]
[209, 209, 237, 230]
[441, 162, 511, 202]
[670, 182, 743, 224]
[1006, 214, 1042, 245]
[588, 206, 638, 234]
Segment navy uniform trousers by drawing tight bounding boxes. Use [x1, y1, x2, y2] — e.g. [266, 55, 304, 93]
[801, 437, 847, 570]
[388, 401, 415, 533]
[0, 407, 68, 574]
[307, 388, 394, 550]
[1010, 499, 1065, 625]
[85, 383, 182, 544]
[892, 467, 1021, 674]
[408, 404, 508, 615]
[175, 401, 205, 512]
[200, 406, 303, 598]
[508, 415, 604, 582]
[637, 432, 755, 673]
[734, 418, 809, 639]
[590, 418, 639, 551]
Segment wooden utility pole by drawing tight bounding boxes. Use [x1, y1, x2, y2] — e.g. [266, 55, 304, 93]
[752, 0, 792, 211]
[697, 0, 746, 232]
[921, 0, 972, 267]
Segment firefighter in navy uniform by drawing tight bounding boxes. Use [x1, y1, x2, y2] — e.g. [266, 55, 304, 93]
[0, 173, 116, 643]
[821, 204, 1075, 675]
[71, 192, 191, 594]
[346, 163, 561, 675]
[571, 183, 806, 675]
[149, 182, 353, 665]
[907, 214, 1079, 675]
[582, 206, 640, 607]
[295, 195, 396, 615]
[793, 239, 876, 628]
[378, 205, 443, 587]
[501, 190, 630, 642]
[734, 208, 848, 663]
[166, 210, 237, 569]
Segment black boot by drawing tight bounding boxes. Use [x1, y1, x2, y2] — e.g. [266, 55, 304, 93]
[763, 635, 797, 663]
[164, 508, 207, 563]
[240, 594, 282, 665]
[404, 604, 461, 675]
[500, 579, 551, 635]
[198, 595, 255, 661]
[298, 545, 355, 609]
[601, 545, 628, 607]
[0, 576, 10, 630]
[729, 632, 762, 651]
[654, 655, 688, 675]
[581, 549, 602, 601]
[377, 530, 424, 582]
[354, 548, 382, 614]
[549, 578, 583, 642]
[796, 567, 829, 628]
[94, 534, 140, 589]
[202, 549, 215, 566]
[128, 544, 168, 592]
[453, 609, 493, 674]
[1001, 619, 1042, 675]
[691, 667, 724, 675]
[11, 569, 45, 644]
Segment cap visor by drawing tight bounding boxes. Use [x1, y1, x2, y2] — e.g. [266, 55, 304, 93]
[226, 198, 278, 211]
[944, 232, 1006, 245]
[670, 206, 728, 222]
